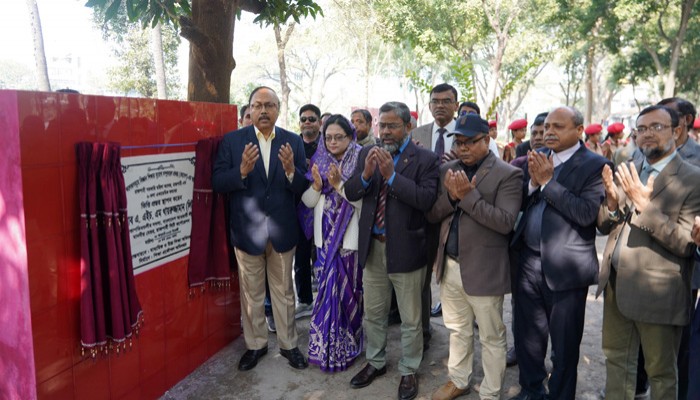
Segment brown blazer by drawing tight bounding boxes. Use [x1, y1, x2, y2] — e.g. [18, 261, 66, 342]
[426, 152, 523, 296]
[597, 155, 700, 326]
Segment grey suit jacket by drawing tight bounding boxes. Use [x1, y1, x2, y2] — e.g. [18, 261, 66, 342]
[345, 141, 440, 274]
[597, 154, 700, 325]
[411, 122, 433, 151]
[426, 152, 523, 296]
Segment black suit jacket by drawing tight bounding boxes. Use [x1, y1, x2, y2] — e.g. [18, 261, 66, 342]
[516, 140, 531, 158]
[511, 142, 612, 291]
[212, 125, 308, 255]
[345, 141, 440, 273]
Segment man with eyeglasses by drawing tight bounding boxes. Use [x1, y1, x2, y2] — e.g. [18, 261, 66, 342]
[426, 114, 523, 400]
[596, 104, 700, 399]
[636, 97, 700, 399]
[411, 83, 459, 347]
[294, 104, 323, 321]
[345, 101, 439, 400]
[213, 86, 309, 371]
[509, 106, 611, 400]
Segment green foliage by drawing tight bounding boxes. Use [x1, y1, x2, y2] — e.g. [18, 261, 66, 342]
[105, 24, 182, 97]
[487, 56, 541, 119]
[446, 56, 477, 103]
[251, 0, 323, 25]
[85, 0, 190, 27]
[86, 0, 322, 28]
[92, 1, 181, 98]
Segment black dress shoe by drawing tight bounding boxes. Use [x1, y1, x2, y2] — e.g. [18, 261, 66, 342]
[350, 364, 387, 388]
[509, 391, 547, 400]
[506, 346, 518, 367]
[280, 347, 308, 369]
[238, 347, 268, 371]
[398, 374, 418, 400]
[430, 302, 442, 317]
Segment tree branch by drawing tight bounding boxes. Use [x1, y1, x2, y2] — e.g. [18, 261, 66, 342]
[239, 0, 264, 14]
[656, 0, 671, 43]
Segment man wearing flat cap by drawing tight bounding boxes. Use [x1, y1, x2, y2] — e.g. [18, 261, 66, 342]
[427, 114, 523, 400]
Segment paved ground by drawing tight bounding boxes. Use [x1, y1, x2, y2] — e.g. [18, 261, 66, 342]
[163, 236, 617, 400]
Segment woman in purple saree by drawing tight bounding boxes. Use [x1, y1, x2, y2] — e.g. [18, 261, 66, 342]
[301, 114, 363, 372]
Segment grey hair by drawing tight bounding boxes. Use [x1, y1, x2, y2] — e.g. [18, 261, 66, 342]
[379, 102, 411, 124]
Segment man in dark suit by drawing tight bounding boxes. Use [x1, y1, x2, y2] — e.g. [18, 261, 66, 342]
[690, 216, 700, 400]
[597, 105, 700, 399]
[212, 86, 309, 371]
[426, 114, 523, 400]
[411, 83, 459, 343]
[515, 112, 548, 159]
[345, 101, 439, 400]
[509, 106, 611, 400]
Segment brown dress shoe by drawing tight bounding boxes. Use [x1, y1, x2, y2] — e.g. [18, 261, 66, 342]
[350, 364, 387, 388]
[399, 374, 418, 400]
[432, 380, 470, 400]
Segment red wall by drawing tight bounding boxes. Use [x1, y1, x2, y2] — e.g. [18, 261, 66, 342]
[4, 90, 241, 399]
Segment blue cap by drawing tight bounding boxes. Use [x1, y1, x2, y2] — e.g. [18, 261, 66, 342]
[447, 114, 489, 138]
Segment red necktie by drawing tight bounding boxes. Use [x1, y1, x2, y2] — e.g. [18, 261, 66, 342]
[374, 179, 389, 230]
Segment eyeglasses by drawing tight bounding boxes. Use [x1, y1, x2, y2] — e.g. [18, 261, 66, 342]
[378, 122, 404, 130]
[300, 116, 318, 123]
[430, 99, 456, 106]
[633, 123, 673, 135]
[251, 102, 278, 111]
[452, 135, 487, 148]
[325, 134, 348, 142]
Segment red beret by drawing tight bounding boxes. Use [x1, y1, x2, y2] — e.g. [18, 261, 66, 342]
[607, 122, 625, 134]
[508, 118, 527, 130]
[488, 120, 497, 128]
[694, 118, 700, 129]
[410, 111, 418, 120]
[584, 124, 603, 135]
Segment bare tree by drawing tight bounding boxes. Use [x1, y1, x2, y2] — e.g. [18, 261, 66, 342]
[151, 22, 167, 99]
[25, 0, 50, 91]
[273, 22, 296, 128]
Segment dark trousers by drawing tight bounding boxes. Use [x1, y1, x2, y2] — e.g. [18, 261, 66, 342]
[421, 223, 440, 340]
[687, 294, 699, 400]
[513, 248, 587, 400]
[293, 225, 314, 305]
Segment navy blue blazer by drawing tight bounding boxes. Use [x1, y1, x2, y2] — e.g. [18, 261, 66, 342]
[511, 142, 612, 291]
[212, 125, 308, 255]
[345, 141, 440, 274]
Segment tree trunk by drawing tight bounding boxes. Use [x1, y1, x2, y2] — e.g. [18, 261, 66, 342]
[151, 22, 167, 99]
[180, 0, 237, 103]
[584, 44, 595, 125]
[25, 0, 50, 91]
[274, 23, 295, 129]
[662, 0, 695, 97]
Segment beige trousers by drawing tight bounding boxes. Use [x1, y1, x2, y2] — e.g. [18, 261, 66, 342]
[441, 257, 506, 399]
[235, 243, 298, 350]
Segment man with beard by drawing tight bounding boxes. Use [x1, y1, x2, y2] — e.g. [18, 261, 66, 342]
[597, 105, 700, 399]
[294, 104, 323, 320]
[352, 109, 378, 147]
[346, 101, 439, 400]
[213, 86, 309, 371]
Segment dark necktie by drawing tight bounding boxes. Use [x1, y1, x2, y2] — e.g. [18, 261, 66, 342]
[435, 128, 446, 155]
[374, 179, 389, 230]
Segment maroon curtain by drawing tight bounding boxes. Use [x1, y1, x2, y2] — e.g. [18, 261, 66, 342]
[187, 137, 233, 290]
[77, 142, 143, 357]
